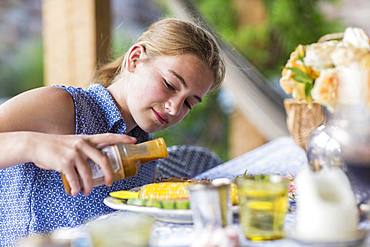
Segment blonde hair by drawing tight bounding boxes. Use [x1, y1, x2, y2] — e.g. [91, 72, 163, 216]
[93, 18, 225, 91]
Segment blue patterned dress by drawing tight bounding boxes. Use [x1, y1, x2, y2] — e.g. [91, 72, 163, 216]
[0, 84, 155, 246]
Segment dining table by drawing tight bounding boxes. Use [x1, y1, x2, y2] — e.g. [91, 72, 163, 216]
[91, 137, 370, 247]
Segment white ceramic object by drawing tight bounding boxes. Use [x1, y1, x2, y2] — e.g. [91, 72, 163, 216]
[294, 167, 361, 242]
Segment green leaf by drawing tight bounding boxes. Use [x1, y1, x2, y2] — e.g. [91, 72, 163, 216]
[286, 66, 309, 78]
[286, 67, 313, 84]
[294, 74, 313, 84]
[298, 56, 305, 63]
[305, 83, 313, 97]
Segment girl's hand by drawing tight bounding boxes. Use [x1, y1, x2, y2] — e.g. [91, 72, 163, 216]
[28, 132, 137, 196]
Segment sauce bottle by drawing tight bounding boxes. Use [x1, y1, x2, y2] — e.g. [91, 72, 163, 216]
[61, 138, 168, 195]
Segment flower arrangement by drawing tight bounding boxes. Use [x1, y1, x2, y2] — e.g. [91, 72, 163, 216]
[280, 27, 370, 111]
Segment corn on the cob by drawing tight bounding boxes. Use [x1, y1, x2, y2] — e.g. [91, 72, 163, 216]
[138, 182, 191, 200]
[231, 183, 239, 205]
[139, 181, 240, 205]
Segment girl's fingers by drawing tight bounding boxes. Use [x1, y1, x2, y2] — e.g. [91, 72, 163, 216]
[74, 153, 93, 196]
[59, 134, 136, 196]
[64, 167, 81, 196]
[87, 133, 137, 148]
[74, 139, 114, 186]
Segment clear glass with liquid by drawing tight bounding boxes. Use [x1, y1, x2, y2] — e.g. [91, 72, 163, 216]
[236, 175, 289, 241]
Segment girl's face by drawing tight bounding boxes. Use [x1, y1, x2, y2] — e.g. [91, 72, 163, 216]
[121, 52, 214, 133]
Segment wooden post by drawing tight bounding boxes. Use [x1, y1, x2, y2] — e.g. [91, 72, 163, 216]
[42, 0, 111, 86]
[233, 0, 266, 26]
[229, 0, 268, 157]
[229, 108, 266, 158]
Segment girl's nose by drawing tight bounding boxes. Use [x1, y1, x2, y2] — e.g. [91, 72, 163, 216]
[165, 98, 183, 116]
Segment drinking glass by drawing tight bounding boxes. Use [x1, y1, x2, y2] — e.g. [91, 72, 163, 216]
[86, 212, 155, 247]
[236, 175, 289, 241]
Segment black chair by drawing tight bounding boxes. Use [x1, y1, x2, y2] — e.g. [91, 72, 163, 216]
[155, 145, 223, 180]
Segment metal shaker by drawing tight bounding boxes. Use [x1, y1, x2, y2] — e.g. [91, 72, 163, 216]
[188, 178, 232, 229]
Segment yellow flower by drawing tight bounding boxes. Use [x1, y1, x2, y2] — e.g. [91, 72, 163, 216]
[280, 45, 312, 101]
[292, 83, 307, 101]
[311, 69, 339, 111]
[280, 27, 370, 107]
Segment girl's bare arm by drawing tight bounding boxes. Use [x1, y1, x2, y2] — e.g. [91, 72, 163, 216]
[0, 87, 75, 167]
[0, 87, 136, 195]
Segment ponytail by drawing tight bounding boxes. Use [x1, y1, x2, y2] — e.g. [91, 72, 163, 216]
[92, 55, 124, 87]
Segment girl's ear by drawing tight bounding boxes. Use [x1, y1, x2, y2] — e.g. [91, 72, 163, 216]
[126, 44, 147, 72]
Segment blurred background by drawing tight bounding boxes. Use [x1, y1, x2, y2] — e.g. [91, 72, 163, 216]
[0, 0, 369, 161]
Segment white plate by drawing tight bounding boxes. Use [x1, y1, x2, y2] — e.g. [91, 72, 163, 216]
[288, 229, 368, 247]
[104, 196, 239, 224]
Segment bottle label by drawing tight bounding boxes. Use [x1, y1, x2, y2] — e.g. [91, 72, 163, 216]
[89, 146, 122, 180]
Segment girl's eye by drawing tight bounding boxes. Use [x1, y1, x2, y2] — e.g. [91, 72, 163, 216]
[163, 79, 175, 91]
[184, 100, 192, 110]
[163, 78, 193, 110]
